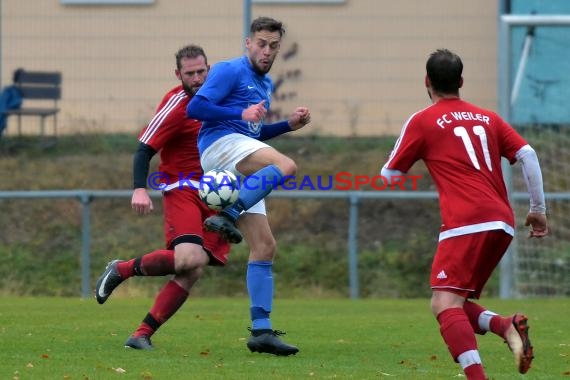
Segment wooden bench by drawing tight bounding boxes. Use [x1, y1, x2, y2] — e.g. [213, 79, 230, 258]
[5, 69, 62, 138]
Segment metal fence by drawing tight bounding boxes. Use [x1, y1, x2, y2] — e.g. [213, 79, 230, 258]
[0, 188, 550, 299]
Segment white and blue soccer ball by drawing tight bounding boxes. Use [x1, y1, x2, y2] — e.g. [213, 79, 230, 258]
[198, 169, 240, 211]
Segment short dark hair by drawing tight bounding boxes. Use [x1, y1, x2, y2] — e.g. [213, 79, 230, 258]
[175, 45, 207, 70]
[426, 49, 463, 94]
[250, 16, 285, 37]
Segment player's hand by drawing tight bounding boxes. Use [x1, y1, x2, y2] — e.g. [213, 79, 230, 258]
[131, 188, 154, 215]
[242, 100, 267, 123]
[288, 107, 311, 130]
[525, 212, 548, 238]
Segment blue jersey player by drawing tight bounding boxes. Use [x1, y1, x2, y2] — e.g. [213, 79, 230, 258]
[187, 16, 310, 356]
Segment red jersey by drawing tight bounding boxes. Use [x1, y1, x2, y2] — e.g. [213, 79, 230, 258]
[138, 85, 202, 184]
[385, 98, 528, 238]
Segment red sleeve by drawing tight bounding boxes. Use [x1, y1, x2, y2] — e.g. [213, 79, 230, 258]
[494, 113, 528, 164]
[138, 88, 187, 151]
[384, 112, 425, 173]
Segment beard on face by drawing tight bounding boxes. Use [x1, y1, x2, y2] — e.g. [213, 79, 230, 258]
[183, 82, 199, 96]
[252, 60, 273, 75]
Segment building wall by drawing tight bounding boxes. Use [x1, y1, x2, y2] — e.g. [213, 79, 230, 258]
[1, 0, 498, 136]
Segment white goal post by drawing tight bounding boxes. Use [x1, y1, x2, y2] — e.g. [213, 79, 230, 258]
[499, 14, 570, 298]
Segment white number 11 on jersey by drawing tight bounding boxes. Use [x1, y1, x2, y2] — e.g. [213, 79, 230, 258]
[453, 126, 493, 171]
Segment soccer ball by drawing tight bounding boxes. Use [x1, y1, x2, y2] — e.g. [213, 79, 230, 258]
[198, 169, 240, 211]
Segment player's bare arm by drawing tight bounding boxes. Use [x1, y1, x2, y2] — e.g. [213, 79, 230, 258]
[288, 107, 311, 130]
[131, 188, 154, 215]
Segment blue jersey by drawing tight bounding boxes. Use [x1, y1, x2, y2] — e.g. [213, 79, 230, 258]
[195, 56, 273, 154]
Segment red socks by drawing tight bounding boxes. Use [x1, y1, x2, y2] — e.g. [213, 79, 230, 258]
[439, 302, 514, 379]
[463, 300, 511, 338]
[489, 315, 512, 338]
[437, 308, 486, 380]
[463, 300, 487, 334]
[133, 280, 189, 338]
[463, 364, 487, 380]
[117, 249, 175, 279]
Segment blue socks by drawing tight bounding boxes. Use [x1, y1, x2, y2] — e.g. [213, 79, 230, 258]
[247, 261, 273, 331]
[226, 166, 283, 330]
[222, 165, 284, 221]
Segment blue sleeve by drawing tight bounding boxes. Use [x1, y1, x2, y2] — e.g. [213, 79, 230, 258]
[187, 61, 243, 121]
[259, 120, 292, 141]
[187, 95, 242, 121]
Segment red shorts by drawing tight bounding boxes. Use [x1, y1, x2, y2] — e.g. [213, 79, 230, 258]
[430, 230, 513, 298]
[162, 187, 230, 265]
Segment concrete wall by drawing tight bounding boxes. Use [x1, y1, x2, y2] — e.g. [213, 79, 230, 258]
[1, 0, 498, 136]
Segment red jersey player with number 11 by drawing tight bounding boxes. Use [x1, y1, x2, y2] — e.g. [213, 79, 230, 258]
[381, 49, 548, 380]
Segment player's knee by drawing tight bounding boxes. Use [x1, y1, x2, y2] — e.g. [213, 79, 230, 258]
[430, 290, 465, 317]
[278, 157, 297, 177]
[175, 267, 204, 290]
[186, 265, 204, 279]
[174, 245, 209, 272]
[430, 300, 442, 317]
[249, 236, 277, 261]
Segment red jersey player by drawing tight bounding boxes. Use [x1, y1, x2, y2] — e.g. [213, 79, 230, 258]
[381, 49, 548, 379]
[94, 45, 229, 350]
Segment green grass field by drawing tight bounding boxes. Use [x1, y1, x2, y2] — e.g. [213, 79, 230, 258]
[0, 297, 568, 380]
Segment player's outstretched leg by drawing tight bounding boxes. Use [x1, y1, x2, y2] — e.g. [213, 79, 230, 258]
[124, 335, 153, 350]
[204, 213, 243, 244]
[204, 164, 287, 244]
[247, 329, 299, 356]
[95, 259, 125, 304]
[124, 280, 189, 350]
[504, 313, 534, 374]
